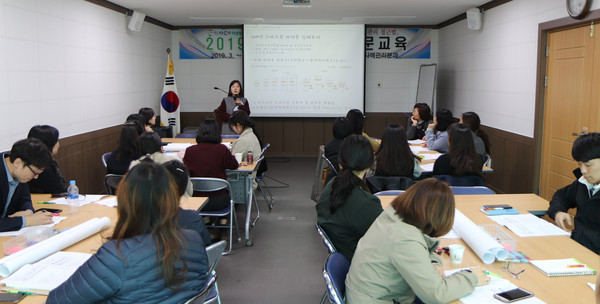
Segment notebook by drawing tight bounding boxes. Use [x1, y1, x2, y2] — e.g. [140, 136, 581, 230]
[530, 258, 597, 277]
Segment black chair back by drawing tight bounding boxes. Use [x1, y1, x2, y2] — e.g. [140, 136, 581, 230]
[365, 176, 414, 194]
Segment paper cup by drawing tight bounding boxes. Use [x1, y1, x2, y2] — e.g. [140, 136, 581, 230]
[449, 244, 465, 264]
[235, 153, 243, 164]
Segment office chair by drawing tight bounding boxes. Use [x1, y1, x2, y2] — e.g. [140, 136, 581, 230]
[250, 156, 265, 226]
[374, 190, 405, 196]
[204, 241, 227, 304]
[450, 186, 495, 195]
[365, 176, 414, 194]
[175, 132, 197, 138]
[104, 174, 124, 195]
[256, 143, 274, 210]
[433, 175, 486, 187]
[321, 154, 338, 175]
[322, 252, 350, 304]
[316, 223, 337, 254]
[101, 152, 111, 168]
[192, 178, 240, 255]
[184, 274, 217, 304]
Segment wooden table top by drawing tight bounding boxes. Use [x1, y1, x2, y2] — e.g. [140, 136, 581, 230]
[378, 193, 598, 304]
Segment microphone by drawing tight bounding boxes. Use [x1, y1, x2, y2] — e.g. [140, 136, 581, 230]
[214, 87, 228, 94]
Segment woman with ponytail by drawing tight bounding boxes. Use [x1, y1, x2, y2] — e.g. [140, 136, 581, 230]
[316, 135, 383, 261]
[229, 110, 262, 163]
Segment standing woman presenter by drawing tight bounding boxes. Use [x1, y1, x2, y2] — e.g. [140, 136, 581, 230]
[215, 80, 251, 135]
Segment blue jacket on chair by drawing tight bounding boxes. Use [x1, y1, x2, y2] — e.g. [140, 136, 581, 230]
[47, 229, 209, 304]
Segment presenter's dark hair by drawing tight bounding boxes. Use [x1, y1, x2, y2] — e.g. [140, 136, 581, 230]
[116, 122, 141, 160]
[375, 123, 419, 177]
[229, 111, 264, 147]
[329, 135, 374, 214]
[346, 109, 365, 135]
[114, 162, 186, 287]
[414, 103, 432, 122]
[462, 111, 490, 154]
[434, 109, 453, 132]
[332, 117, 353, 140]
[163, 160, 189, 197]
[572, 133, 600, 162]
[27, 125, 59, 152]
[138, 108, 155, 126]
[197, 118, 222, 144]
[391, 178, 454, 237]
[9, 138, 53, 169]
[227, 80, 244, 97]
[139, 132, 163, 155]
[447, 123, 482, 177]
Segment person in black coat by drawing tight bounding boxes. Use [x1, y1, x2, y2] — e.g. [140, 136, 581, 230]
[1, 139, 54, 232]
[27, 125, 69, 194]
[324, 117, 353, 185]
[548, 133, 600, 254]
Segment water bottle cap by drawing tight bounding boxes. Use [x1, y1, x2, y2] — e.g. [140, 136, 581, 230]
[70, 180, 76, 185]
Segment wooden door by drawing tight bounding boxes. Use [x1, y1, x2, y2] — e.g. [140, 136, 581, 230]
[540, 24, 600, 200]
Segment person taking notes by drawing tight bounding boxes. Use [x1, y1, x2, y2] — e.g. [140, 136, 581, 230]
[548, 133, 600, 254]
[0, 138, 54, 232]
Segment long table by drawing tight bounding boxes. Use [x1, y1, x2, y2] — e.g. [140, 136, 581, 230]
[379, 194, 598, 304]
[1, 194, 206, 304]
[161, 137, 258, 246]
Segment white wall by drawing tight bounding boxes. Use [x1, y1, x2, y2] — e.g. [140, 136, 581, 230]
[171, 30, 439, 114]
[0, 0, 171, 150]
[438, 0, 600, 138]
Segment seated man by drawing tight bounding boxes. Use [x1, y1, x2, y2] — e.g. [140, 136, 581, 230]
[1, 138, 54, 232]
[548, 133, 600, 254]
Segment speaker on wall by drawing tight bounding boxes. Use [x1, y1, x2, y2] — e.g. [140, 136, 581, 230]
[466, 7, 482, 30]
[128, 10, 146, 32]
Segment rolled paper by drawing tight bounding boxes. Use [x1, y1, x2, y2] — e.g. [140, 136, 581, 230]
[452, 209, 507, 264]
[0, 217, 111, 277]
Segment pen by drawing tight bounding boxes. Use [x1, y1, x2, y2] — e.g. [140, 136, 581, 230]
[37, 201, 55, 204]
[483, 270, 503, 278]
[483, 207, 513, 210]
[6, 290, 36, 295]
[567, 264, 586, 268]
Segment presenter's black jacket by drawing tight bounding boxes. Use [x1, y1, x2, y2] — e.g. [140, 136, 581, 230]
[0, 154, 34, 232]
[548, 168, 600, 254]
[27, 160, 68, 194]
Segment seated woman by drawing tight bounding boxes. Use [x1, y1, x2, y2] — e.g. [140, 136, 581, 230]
[163, 159, 211, 246]
[316, 135, 383, 261]
[47, 162, 209, 304]
[375, 123, 421, 179]
[229, 110, 263, 163]
[406, 103, 433, 140]
[324, 117, 353, 185]
[26, 125, 68, 194]
[461, 111, 490, 160]
[183, 118, 239, 211]
[345, 178, 488, 304]
[130, 132, 193, 196]
[433, 123, 483, 181]
[425, 108, 453, 153]
[139, 107, 157, 133]
[106, 122, 142, 175]
[346, 109, 380, 152]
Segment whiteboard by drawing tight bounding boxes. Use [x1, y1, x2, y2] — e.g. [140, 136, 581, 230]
[416, 64, 437, 106]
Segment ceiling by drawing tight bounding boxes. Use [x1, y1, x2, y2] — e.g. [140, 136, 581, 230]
[106, 0, 495, 27]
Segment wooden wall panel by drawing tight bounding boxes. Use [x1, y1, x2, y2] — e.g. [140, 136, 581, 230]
[174, 112, 536, 194]
[54, 126, 121, 194]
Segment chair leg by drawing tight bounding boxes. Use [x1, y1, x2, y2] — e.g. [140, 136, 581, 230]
[251, 191, 260, 227]
[320, 290, 328, 304]
[261, 177, 274, 209]
[257, 182, 271, 210]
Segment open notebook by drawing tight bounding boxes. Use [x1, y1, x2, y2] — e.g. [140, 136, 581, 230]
[530, 258, 597, 277]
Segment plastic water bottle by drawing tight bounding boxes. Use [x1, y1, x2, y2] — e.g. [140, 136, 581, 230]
[67, 180, 79, 213]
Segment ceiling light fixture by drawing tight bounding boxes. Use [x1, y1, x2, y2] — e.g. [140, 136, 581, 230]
[282, 0, 312, 8]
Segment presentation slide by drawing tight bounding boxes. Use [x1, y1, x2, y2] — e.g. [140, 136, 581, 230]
[243, 24, 365, 117]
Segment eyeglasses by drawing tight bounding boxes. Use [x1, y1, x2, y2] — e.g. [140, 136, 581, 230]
[501, 261, 525, 279]
[26, 165, 43, 177]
